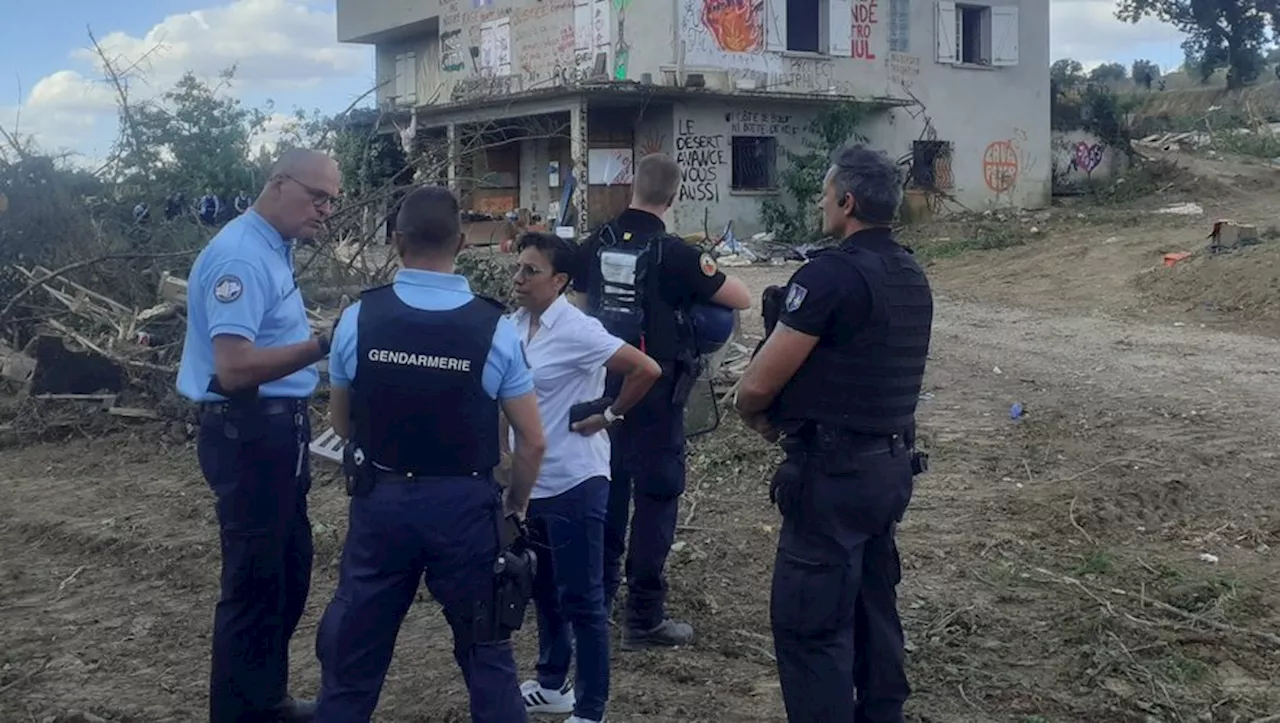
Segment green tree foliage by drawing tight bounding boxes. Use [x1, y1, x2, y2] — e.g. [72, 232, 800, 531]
[760, 102, 869, 243]
[1051, 59, 1086, 95]
[1131, 59, 1162, 81]
[108, 69, 269, 197]
[1089, 62, 1128, 83]
[1116, 0, 1272, 89]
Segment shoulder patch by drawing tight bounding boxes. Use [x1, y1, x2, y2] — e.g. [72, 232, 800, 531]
[699, 252, 718, 277]
[213, 275, 244, 303]
[784, 283, 808, 312]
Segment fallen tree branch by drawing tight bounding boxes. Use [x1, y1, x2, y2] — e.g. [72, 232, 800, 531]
[1032, 566, 1280, 647]
[0, 249, 200, 324]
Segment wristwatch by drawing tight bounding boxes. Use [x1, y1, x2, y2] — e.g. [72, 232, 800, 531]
[603, 407, 623, 425]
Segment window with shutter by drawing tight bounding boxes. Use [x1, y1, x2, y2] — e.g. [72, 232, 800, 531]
[935, 1, 957, 64]
[829, 0, 852, 56]
[991, 6, 1019, 66]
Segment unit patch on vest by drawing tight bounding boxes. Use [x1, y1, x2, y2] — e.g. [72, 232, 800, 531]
[366, 348, 473, 372]
[784, 283, 808, 312]
[699, 252, 718, 277]
[213, 275, 243, 303]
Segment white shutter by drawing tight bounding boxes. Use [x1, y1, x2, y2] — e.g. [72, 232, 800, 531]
[766, 0, 787, 52]
[402, 52, 418, 105]
[935, 1, 957, 64]
[829, 0, 852, 56]
[394, 54, 408, 99]
[991, 6, 1019, 66]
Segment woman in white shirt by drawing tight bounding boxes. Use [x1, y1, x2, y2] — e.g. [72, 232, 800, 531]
[503, 232, 661, 723]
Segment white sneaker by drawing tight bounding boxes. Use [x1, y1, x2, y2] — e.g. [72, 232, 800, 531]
[564, 717, 603, 723]
[520, 679, 575, 714]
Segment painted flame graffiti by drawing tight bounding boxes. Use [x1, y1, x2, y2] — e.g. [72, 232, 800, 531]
[700, 0, 763, 54]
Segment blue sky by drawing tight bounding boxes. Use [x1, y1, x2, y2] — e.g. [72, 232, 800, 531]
[0, 0, 1187, 165]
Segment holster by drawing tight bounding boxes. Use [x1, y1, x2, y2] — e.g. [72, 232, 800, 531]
[342, 441, 376, 498]
[490, 511, 537, 639]
[906, 426, 929, 476]
[769, 434, 810, 518]
[669, 348, 703, 407]
[751, 285, 786, 359]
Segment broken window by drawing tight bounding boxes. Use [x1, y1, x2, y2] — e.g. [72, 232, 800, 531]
[731, 137, 778, 191]
[910, 140, 952, 190]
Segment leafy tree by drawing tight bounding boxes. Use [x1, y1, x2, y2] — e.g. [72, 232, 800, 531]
[1117, 0, 1271, 89]
[1051, 59, 1086, 90]
[1131, 59, 1161, 86]
[760, 102, 868, 243]
[107, 68, 270, 198]
[1089, 62, 1128, 83]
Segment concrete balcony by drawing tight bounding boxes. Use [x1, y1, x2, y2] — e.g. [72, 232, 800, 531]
[337, 0, 444, 44]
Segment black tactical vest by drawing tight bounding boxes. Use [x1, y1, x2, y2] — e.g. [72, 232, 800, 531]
[774, 241, 933, 435]
[586, 224, 681, 360]
[350, 284, 503, 475]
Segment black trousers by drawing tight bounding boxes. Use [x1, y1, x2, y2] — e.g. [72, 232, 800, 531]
[770, 439, 915, 723]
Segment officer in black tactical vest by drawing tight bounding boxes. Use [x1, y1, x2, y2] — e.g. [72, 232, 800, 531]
[734, 145, 933, 722]
[314, 185, 547, 722]
[572, 153, 751, 649]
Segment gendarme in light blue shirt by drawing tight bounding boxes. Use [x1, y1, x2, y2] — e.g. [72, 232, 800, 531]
[176, 209, 319, 401]
[330, 268, 533, 400]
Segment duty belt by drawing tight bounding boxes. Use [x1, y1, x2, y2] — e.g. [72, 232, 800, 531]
[793, 423, 909, 456]
[198, 396, 308, 418]
[372, 466, 491, 483]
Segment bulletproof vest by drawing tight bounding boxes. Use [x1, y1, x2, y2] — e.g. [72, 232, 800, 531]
[774, 242, 933, 435]
[586, 225, 680, 360]
[350, 284, 503, 475]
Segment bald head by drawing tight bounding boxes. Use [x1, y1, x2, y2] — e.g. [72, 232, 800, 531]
[266, 149, 335, 188]
[254, 148, 341, 240]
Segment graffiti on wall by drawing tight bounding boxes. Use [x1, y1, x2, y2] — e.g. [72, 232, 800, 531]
[638, 131, 667, 157]
[701, 0, 764, 52]
[982, 129, 1033, 198]
[886, 52, 919, 89]
[730, 111, 799, 136]
[1071, 141, 1104, 173]
[442, 29, 465, 72]
[853, 0, 879, 60]
[613, 0, 631, 80]
[681, 0, 779, 73]
[675, 118, 725, 203]
[982, 141, 1019, 193]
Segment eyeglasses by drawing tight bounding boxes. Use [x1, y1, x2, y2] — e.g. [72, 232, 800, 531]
[509, 262, 545, 279]
[283, 174, 340, 208]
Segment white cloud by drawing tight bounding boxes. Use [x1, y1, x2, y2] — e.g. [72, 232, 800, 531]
[1, 0, 369, 159]
[1051, 0, 1188, 67]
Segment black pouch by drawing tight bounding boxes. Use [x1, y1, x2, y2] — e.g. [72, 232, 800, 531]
[669, 349, 703, 407]
[494, 513, 536, 633]
[769, 436, 809, 517]
[342, 442, 376, 498]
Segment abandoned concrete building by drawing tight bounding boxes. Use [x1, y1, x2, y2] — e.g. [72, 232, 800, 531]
[337, 0, 1050, 239]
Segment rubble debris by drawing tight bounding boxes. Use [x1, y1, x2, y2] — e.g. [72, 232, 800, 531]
[27, 335, 124, 396]
[1207, 219, 1259, 254]
[1156, 202, 1203, 216]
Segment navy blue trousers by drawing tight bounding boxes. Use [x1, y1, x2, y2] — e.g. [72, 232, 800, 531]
[603, 372, 684, 631]
[314, 475, 526, 723]
[197, 404, 314, 723]
[770, 441, 915, 723]
[527, 475, 610, 721]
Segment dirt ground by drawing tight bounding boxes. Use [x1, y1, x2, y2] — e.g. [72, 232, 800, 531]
[3, 158, 1280, 722]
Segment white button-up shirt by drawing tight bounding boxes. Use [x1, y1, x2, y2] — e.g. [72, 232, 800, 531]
[507, 294, 625, 499]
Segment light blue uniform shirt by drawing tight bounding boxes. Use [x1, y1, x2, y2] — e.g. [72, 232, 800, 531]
[176, 209, 319, 401]
[330, 268, 533, 400]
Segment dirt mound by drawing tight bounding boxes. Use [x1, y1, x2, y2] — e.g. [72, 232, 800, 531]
[1129, 82, 1280, 133]
[1133, 242, 1280, 320]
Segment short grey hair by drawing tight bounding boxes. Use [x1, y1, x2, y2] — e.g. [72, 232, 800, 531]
[828, 145, 902, 225]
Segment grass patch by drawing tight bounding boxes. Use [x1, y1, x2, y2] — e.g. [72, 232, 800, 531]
[1208, 129, 1280, 160]
[913, 222, 1027, 260]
